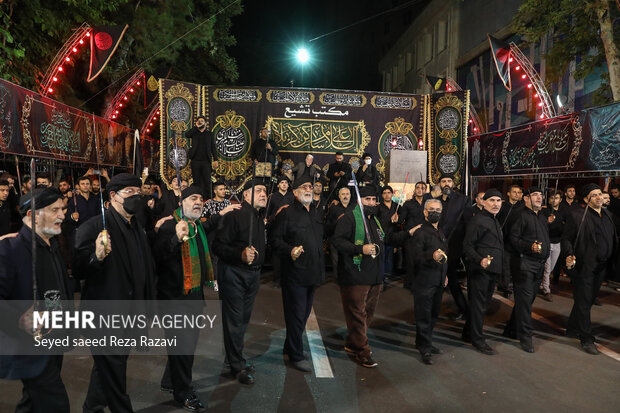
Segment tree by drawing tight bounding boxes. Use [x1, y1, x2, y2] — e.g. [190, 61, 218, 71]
[0, 0, 242, 124]
[514, 0, 620, 104]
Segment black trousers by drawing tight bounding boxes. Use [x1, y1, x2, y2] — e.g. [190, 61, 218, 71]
[464, 269, 497, 345]
[413, 275, 444, 353]
[498, 252, 513, 292]
[567, 262, 608, 344]
[282, 283, 315, 362]
[504, 262, 544, 344]
[447, 256, 468, 314]
[218, 263, 260, 373]
[83, 354, 131, 413]
[19, 356, 68, 413]
[191, 161, 212, 198]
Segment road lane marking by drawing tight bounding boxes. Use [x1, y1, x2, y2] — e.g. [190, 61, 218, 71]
[305, 307, 334, 378]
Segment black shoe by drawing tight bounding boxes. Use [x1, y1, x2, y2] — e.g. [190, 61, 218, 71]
[502, 290, 512, 298]
[344, 345, 356, 354]
[520, 341, 535, 353]
[245, 363, 255, 373]
[565, 330, 580, 339]
[237, 369, 255, 385]
[581, 342, 599, 355]
[290, 359, 312, 372]
[452, 312, 465, 321]
[430, 346, 442, 355]
[160, 384, 173, 393]
[502, 329, 518, 340]
[357, 356, 378, 368]
[179, 395, 205, 411]
[542, 293, 553, 302]
[593, 298, 602, 306]
[474, 342, 497, 355]
[421, 352, 433, 365]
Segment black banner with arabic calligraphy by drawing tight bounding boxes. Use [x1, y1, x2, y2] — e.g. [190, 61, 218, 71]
[468, 113, 590, 176]
[428, 91, 470, 188]
[192, 84, 426, 181]
[0, 78, 134, 167]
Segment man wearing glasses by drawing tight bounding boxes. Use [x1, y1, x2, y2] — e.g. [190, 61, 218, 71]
[73, 173, 157, 413]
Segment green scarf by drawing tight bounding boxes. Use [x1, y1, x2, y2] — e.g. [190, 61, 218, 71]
[173, 208, 215, 294]
[352, 205, 384, 271]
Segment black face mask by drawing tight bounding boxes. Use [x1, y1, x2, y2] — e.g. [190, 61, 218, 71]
[364, 205, 378, 216]
[427, 211, 441, 223]
[121, 194, 143, 215]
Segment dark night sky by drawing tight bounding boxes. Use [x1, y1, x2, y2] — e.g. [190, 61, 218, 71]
[228, 0, 427, 91]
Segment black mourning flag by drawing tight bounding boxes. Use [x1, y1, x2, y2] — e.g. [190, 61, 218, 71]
[87, 25, 129, 82]
[425, 75, 446, 92]
[488, 34, 512, 91]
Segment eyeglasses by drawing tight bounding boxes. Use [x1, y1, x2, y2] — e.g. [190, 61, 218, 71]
[299, 184, 314, 190]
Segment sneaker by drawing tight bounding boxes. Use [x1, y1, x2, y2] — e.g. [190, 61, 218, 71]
[542, 293, 553, 302]
[357, 356, 378, 368]
[344, 345, 356, 354]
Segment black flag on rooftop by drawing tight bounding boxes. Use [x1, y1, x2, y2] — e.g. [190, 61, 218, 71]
[488, 34, 512, 91]
[87, 25, 129, 82]
[425, 75, 446, 92]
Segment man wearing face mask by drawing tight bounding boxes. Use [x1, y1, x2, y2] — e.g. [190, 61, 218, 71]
[436, 174, 472, 321]
[406, 199, 448, 365]
[502, 187, 550, 353]
[187, 116, 219, 198]
[356, 153, 379, 187]
[213, 179, 268, 385]
[327, 151, 352, 200]
[269, 176, 325, 372]
[462, 189, 504, 355]
[0, 188, 74, 413]
[331, 184, 410, 368]
[73, 173, 157, 413]
[154, 185, 239, 411]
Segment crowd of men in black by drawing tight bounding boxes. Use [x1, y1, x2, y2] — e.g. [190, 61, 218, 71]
[0, 145, 618, 413]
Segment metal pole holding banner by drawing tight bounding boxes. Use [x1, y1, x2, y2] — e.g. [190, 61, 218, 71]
[29, 158, 41, 340]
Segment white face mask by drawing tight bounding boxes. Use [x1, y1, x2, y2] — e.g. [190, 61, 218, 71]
[364, 159, 372, 165]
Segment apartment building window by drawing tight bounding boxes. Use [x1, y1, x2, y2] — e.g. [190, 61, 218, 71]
[385, 72, 392, 91]
[416, 39, 424, 68]
[392, 66, 398, 89]
[406, 51, 413, 72]
[424, 32, 433, 63]
[436, 20, 447, 53]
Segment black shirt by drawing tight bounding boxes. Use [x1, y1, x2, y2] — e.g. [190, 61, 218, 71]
[408, 221, 448, 284]
[325, 202, 354, 237]
[326, 162, 352, 189]
[0, 201, 10, 236]
[266, 191, 294, 222]
[542, 206, 566, 244]
[250, 138, 279, 165]
[213, 201, 266, 270]
[186, 126, 217, 162]
[398, 197, 425, 231]
[463, 209, 504, 274]
[66, 193, 101, 226]
[378, 201, 398, 235]
[589, 208, 615, 262]
[509, 207, 551, 262]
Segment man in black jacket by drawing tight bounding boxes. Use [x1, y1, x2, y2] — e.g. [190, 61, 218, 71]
[331, 184, 410, 368]
[407, 198, 448, 365]
[326, 187, 354, 276]
[0, 188, 72, 413]
[503, 187, 550, 353]
[153, 185, 238, 411]
[436, 174, 471, 320]
[378, 186, 399, 283]
[74, 173, 157, 413]
[212, 179, 267, 385]
[250, 127, 279, 168]
[462, 189, 504, 355]
[563, 184, 617, 355]
[269, 176, 325, 372]
[496, 184, 524, 298]
[326, 151, 352, 200]
[187, 116, 219, 197]
[398, 181, 427, 231]
[541, 190, 565, 299]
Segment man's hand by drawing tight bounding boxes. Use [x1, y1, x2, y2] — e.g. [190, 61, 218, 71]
[481, 257, 491, 269]
[547, 214, 555, 223]
[213, 161, 219, 169]
[266, 143, 272, 151]
[0, 232, 18, 241]
[531, 241, 542, 253]
[219, 204, 241, 216]
[566, 255, 576, 269]
[433, 249, 447, 263]
[291, 245, 304, 261]
[147, 199, 155, 209]
[95, 230, 111, 261]
[19, 305, 40, 336]
[408, 224, 422, 236]
[102, 169, 109, 179]
[362, 244, 376, 256]
[71, 212, 79, 221]
[155, 216, 173, 232]
[176, 220, 189, 242]
[242, 246, 258, 264]
[66, 191, 73, 198]
[391, 213, 398, 223]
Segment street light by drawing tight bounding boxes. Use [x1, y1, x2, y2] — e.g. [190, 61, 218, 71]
[296, 47, 310, 64]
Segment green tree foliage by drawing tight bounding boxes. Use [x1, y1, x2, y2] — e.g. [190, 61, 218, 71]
[514, 0, 620, 104]
[0, 0, 242, 123]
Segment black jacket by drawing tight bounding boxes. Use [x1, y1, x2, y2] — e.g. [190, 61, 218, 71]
[269, 200, 325, 286]
[213, 201, 266, 270]
[266, 191, 295, 223]
[463, 209, 504, 274]
[186, 126, 217, 162]
[153, 214, 222, 300]
[331, 208, 408, 285]
[509, 207, 551, 266]
[73, 207, 156, 301]
[377, 201, 398, 236]
[562, 207, 617, 277]
[355, 164, 379, 187]
[497, 200, 525, 251]
[250, 137, 279, 165]
[398, 197, 425, 231]
[407, 221, 448, 286]
[325, 202, 354, 237]
[326, 162, 352, 189]
[542, 206, 566, 244]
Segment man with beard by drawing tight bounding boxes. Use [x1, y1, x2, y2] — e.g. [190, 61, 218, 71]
[293, 154, 323, 181]
[22, 175, 32, 195]
[378, 186, 399, 285]
[398, 181, 428, 232]
[462, 189, 504, 355]
[326, 151, 352, 201]
[407, 199, 448, 365]
[269, 176, 325, 372]
[496, 184, 524, 298]
[503, 187, 550, 353]
[250, 127, 279, 170]
[0, 187, 73, 412]
[563, 184, 617, 354]
[57, 179, 71, 206]
[311, 178, 329, 216]
[35, 174, 51, 188]
[0, 180, 11, 236]
[326, 187, 354, 276]
[213, 179, 267, 385]
[187, 116, 219, 197]
[560, 184, 581, 213]
[473, 190, 485, 215]
[436, 174, 471, 320]
[540, 190, 565, 300]
[66, 176, 101, 227]
[331, 184, 410, 368]
[154, 185, 238, 410]
[355, 153, 379, 187]
[73, 173, 157, 413]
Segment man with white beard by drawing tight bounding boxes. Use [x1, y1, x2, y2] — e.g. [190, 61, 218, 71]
[269, 175, 325, 372]
[0, 187, 74, 412]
